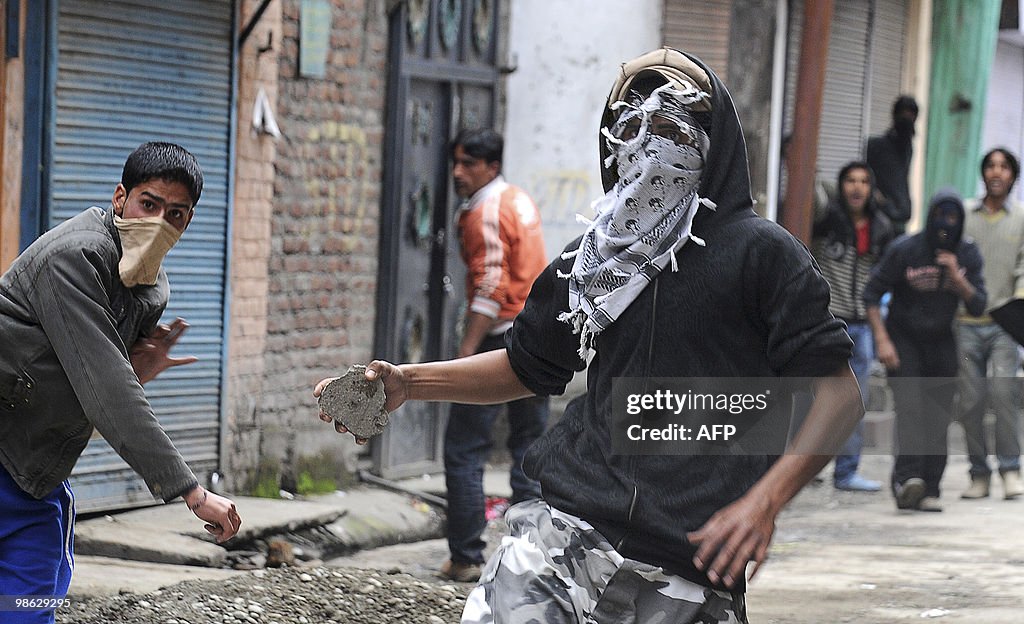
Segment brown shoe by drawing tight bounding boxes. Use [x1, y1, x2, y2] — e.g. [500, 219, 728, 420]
[438, 559, 482, 583]
[918, 496, 943, 512]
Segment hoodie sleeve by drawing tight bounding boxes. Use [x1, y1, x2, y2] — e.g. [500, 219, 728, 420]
[753, 224, 852, 376]
[505, 239, 587, 396]
[25, 239, 198, 502]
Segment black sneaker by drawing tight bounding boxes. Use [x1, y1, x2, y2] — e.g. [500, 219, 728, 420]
[895, 477, 926, 510]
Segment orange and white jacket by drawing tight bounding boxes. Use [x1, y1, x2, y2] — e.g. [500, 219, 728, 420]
[457, 176, 547, 331]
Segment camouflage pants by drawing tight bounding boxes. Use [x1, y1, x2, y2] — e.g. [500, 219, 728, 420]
[462, 499, 747, 624]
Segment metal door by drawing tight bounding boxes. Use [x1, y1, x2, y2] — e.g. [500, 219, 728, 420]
[374, 0, 500, 478]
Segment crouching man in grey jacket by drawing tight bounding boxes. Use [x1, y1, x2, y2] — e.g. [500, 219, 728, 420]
[0, 142, 241, 624]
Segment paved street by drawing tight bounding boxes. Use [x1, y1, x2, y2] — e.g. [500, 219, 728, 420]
[65, 445, 1024, 622]
[330, 454, 1024, 623]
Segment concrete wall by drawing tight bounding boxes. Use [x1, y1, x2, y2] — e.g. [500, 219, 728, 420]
[503, 0, 663, 262]
[981, 37, 1024, 202]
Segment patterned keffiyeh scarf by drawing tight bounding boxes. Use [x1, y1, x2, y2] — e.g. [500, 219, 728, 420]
[558, 83, 715, 358]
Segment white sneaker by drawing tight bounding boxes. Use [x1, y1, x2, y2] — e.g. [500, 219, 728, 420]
[1001, 470, 1023, 500]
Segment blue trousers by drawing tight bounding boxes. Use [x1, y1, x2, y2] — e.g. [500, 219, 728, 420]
[0, 464, 74, 624]
[834, 322, 874, 483]
[445, 335, 549, 565]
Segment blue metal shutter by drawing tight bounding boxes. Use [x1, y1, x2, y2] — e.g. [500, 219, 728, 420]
[50, 0, 233, 512]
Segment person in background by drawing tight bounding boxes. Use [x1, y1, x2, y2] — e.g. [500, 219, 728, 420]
[864, 189, 986, 512]
[812, 161, 895, 491]
[440, 128, 550, 583]
[957, 148, 1024, 501]
[866, 95, 919, 235]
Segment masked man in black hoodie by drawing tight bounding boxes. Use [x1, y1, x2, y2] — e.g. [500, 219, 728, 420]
[863, 189, 986, 512]
[866, 96, 919, 236]
[317, 48, 862, 623]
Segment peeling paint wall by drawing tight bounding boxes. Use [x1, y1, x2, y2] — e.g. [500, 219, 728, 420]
[980, 37, 1024, 202]
[503, 0, 663, 261]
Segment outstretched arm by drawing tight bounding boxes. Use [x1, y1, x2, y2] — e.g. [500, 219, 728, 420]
[314, 349, 534, 443]
[686, 364, 863, 588]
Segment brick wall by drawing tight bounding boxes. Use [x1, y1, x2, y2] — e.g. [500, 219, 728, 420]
[227, 0, 389, 492]
[224, 0, 282, 490]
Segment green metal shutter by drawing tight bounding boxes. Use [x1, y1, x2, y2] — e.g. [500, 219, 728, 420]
[50, 0, 233, 512]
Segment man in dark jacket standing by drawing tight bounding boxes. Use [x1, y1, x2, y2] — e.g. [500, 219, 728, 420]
[0, 142, 241, 624]
[318, 48, 862, 623]
[812, 161, 895, 491]
[866, 95, 919, 235]
[864, 189, 987, 512]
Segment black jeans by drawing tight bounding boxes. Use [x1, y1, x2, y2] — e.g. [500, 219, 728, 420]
[444, 335, 549, 564]
[888, 327, 957, 498]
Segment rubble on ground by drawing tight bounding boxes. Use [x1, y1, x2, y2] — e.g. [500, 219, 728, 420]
[57, 566, 469, 624]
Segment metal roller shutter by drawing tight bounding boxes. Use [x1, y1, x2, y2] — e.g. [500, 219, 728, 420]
[663, 0, 732, 83]
[818, 0, 871, 183]
[783, 0, 803, 138]
[866, 0, 906, 137]
[784, 0, 907, 186]
[50, 0, 233, 512]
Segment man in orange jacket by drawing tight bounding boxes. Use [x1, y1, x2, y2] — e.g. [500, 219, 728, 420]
[439, 128, 550, 582]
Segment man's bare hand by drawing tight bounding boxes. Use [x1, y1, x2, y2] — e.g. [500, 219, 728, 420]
[313, 361, 408, 445]
[934, 250, 961, 274]
[687, 493, 776, 588]
[130, 318, 198, 384]
[875, 335, 900, 371]
[183, 486, 241, 543]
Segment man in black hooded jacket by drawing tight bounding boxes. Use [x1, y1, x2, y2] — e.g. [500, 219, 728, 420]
[317, 48, 862, 623]
[866, 96, 918, 235]
[864, 189, 986, 512]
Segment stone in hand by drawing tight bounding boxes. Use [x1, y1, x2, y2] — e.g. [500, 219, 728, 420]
[318, 365, 389, 438]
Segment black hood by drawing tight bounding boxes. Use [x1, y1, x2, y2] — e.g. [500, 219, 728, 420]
[925, 187, 965, 252]
[598, 47, 754, 231]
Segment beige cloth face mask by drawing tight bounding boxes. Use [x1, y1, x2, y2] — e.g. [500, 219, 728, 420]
[113, 214, 182, 287]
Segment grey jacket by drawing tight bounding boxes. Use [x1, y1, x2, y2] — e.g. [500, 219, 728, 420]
[0, 207, 197, 500]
